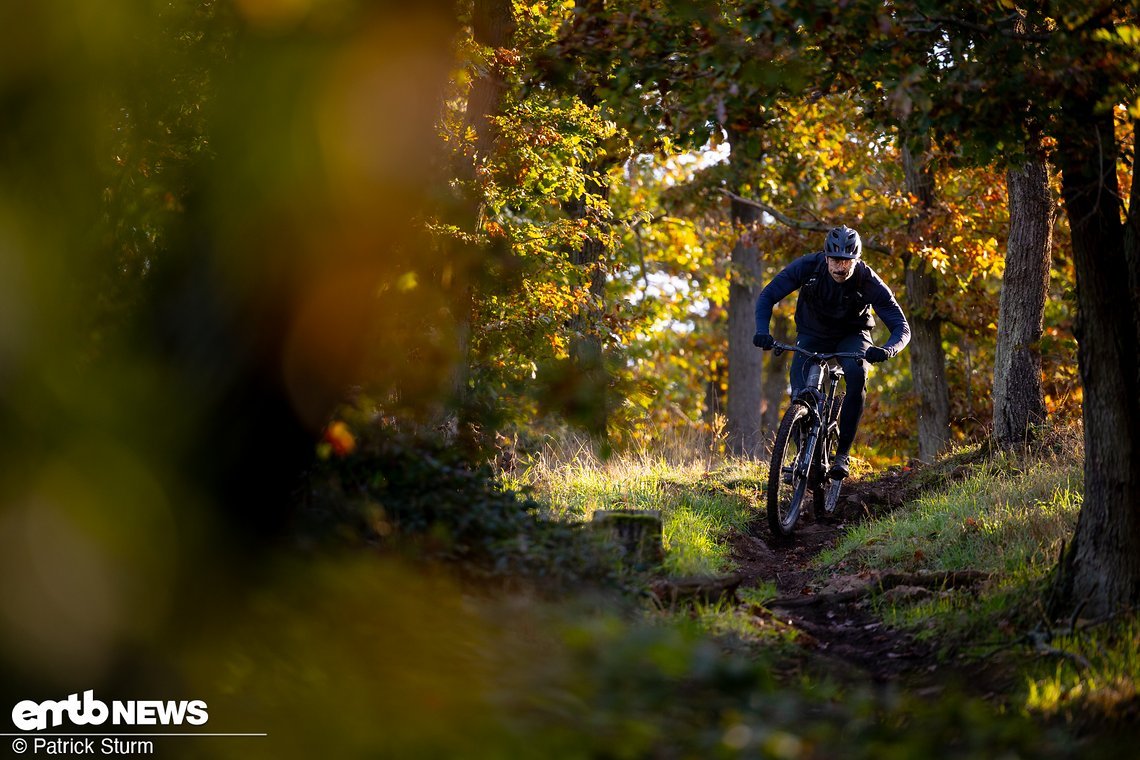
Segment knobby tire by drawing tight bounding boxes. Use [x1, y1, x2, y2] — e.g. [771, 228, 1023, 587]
[767, 401, 812, 537]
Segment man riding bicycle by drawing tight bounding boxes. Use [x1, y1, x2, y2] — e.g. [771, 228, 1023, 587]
[752, 225, 910, 479]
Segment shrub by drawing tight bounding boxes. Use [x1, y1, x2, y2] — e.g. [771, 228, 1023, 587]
[298, 424, 628, 592]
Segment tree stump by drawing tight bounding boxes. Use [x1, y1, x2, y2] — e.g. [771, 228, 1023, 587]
[591, 509, 664, 569]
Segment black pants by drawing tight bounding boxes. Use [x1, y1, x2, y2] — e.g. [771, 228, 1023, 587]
[789, 332, 872, 458]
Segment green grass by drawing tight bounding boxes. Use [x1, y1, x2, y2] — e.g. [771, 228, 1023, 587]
[809, 438, 1140, 730]
[814, 449, 1083, 649]
[487, 429, 1136, 755]
[506, 444, 766, 577]
[818, 452, 1082, 577]
[1023, 615, 1140, 732]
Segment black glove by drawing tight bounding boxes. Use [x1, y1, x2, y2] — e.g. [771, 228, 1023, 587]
[753, 333, 775, 350]
[865, 346, 890, 364]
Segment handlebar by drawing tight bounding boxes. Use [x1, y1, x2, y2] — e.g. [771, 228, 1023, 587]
[768, 341, 865, 361]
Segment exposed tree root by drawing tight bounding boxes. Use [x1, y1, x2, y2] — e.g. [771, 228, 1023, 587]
[763, 570, 992, 609]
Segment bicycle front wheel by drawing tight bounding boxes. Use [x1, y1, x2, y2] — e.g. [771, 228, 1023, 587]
[767, 401, 812, 537]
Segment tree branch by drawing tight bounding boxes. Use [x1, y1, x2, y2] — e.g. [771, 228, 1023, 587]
[719, 189, 893, 255]
[721, 188, 830, 232]
[902, 12, 1052, 43]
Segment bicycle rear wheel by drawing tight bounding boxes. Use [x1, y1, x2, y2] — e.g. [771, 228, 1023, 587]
[767, 401, 812, 537]
[813, 392, 845, 522]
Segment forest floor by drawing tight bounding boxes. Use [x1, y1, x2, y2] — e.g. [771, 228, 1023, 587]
[729, 466, 1018, 697]
[507, 431, 1137, 756]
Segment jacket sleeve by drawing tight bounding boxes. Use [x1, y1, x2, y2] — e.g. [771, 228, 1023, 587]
[864, 265, 910, 356]
[754, 254, 816, 334]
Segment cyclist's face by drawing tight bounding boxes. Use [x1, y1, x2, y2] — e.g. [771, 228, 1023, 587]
[827, 256, 856, 282]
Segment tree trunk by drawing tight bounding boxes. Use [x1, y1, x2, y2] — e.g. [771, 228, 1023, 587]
[1055, 100, 1140, 618]
[563, 173, 611, 437]
[702, 304, 725, 427]
[901, 138, 950, 461]
[725, 194, 764, 457]
[451, 0, 515, 437]
[459, 0, 515, 185]
[1125, 119, 1140, 326]
[992, 157, 1054, 445]
[557, 1, 618, 438]
[703, 376, 721, 427]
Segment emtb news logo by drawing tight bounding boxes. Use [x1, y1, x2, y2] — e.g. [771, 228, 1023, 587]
[11, 691, 208, 731]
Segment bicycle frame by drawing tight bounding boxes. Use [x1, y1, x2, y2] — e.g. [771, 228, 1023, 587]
[773, 341, 861, 483]
[764, 341, 865, 537]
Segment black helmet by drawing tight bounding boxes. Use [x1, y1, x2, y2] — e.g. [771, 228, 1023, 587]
[824, 225, 862, 259]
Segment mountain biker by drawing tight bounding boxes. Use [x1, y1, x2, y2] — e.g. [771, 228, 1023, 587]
[752, 225, 910, 478]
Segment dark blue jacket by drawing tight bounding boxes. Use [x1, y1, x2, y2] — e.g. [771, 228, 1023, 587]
[754, 252, 911, 357]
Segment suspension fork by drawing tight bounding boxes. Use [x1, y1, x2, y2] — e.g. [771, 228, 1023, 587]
[816, 380, 838, 473]
[820, 357, 844, 429]
[794, 392, 824, 479]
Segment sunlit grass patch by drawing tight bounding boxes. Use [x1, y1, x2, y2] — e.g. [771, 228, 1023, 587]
[818, 455, 1082, 577]
[739, 581, 779, 607]
[879, 575, 1045, 649]
[506, 441, 765, 577]
[679, 583, 803, 650]
[660, 499, 735, 575]
[817, 450, 1083, 649]
[677, 596, 797, 647]
[1024, 615, 1140, 729]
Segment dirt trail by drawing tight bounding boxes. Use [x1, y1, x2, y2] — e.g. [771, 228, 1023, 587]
[731, 472, 958, 689]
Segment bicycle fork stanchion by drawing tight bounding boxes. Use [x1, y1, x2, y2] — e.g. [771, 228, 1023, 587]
[797, 364, 825, 481]
[795, 408, 821, 482]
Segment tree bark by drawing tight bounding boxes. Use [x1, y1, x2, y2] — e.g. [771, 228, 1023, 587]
[451, 0, 515, 437]
[702, 304, 725, 427]
[557, 1, 618, 438]
[901, 138, 950, 461]
[1055, 99, 1140, 618]
[992, 157, 1054, 445]
[725, 194, 764, 457]
[563, 172, 611, 437]
[458, 0, 515, 185]
[1126, 119, 1140, 325]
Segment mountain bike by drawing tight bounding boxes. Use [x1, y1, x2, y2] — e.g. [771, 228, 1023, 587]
[763, 341, 864, 538]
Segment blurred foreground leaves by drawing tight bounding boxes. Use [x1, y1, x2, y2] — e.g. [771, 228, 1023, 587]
[168, 553, 1078, 759]
[0, 0, 465, 694]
